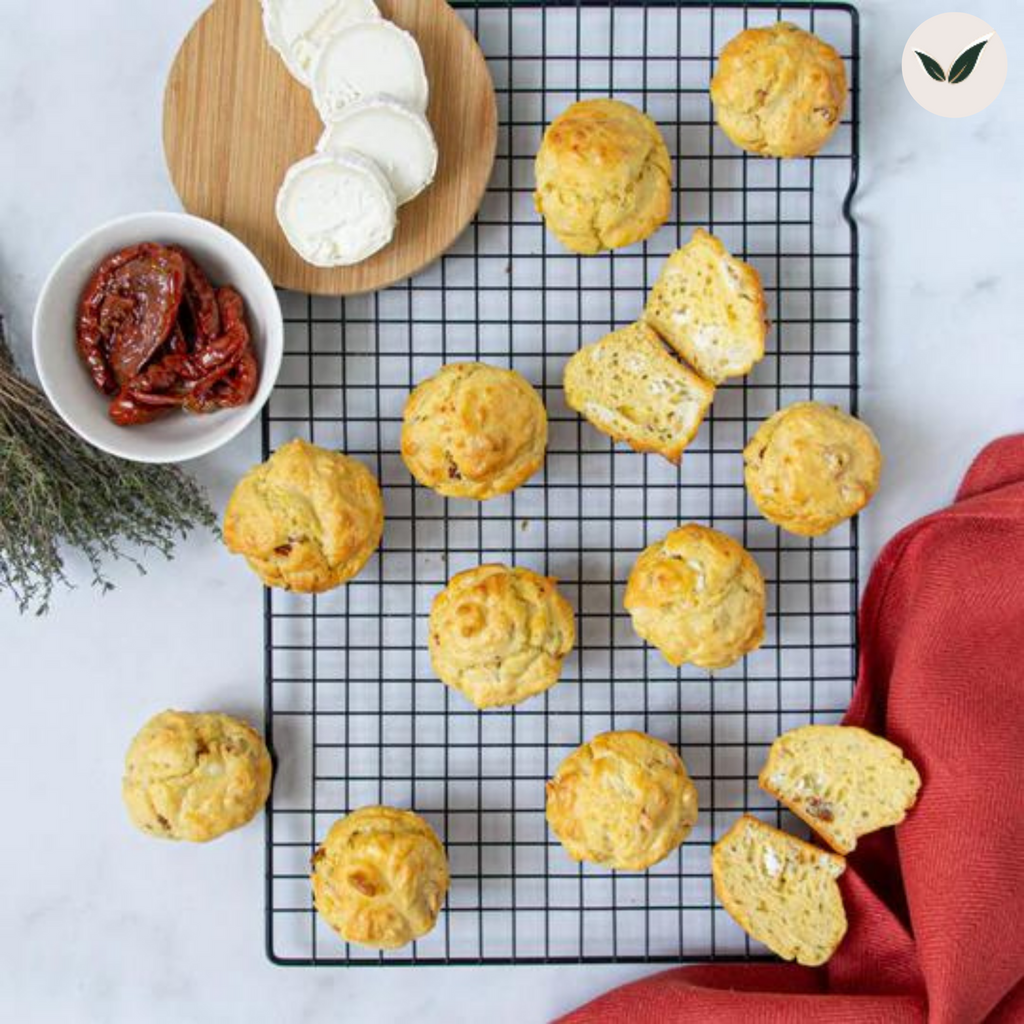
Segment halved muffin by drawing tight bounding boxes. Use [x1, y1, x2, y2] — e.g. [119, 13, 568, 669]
[713, 815, 847, 966]
[563, 321, 714, 463]
[760, 725, 922, 854]
[644, 229, 768, 384]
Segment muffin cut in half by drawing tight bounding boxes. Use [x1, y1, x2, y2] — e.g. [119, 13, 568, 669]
[644, 229, 769, 384]
[712, 815, 847, 967]
[760, 725, 922, 854]
[563, 321, 715, 463]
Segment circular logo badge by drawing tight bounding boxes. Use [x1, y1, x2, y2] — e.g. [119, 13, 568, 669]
[902, 13, 1006, 118]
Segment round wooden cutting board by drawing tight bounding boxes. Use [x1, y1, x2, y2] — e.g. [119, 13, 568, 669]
[163, 0, 498, 295]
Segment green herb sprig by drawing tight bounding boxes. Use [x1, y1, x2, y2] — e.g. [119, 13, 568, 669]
[0, 315, 217, 614]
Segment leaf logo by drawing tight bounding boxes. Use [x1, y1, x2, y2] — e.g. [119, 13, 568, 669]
[903, 17, 1005, 117]
[914, 32, 995, 84]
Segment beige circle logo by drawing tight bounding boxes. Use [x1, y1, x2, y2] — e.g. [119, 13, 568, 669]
[902, 13, 1006, 117]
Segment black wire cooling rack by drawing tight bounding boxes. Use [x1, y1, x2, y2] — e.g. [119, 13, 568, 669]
[262, 0, 861, 966]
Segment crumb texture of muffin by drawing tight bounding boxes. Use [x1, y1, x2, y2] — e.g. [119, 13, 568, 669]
[712, 815, 847, 966]
[122, 710, 272, 843]
[534, 98, 672, 254]
[430, 564, 575, 709]
[710, 23, 848, 158]
[563, 321, 715, 462]
[625, 523, 765, 669]
[223, 438, 384, 592]
[401, 362, 548, 500]
[744, 401, 882, 536]
[760, 725, 922, 854]
[312, 806, 450, 950]
[546, 731, 698, 870]
[644, 229, 769, 383]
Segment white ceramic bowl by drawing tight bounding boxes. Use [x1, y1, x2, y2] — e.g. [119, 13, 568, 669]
[33, 211, 283, 463]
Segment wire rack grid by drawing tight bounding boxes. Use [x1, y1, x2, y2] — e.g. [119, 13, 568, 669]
[263, 0, 861, 967]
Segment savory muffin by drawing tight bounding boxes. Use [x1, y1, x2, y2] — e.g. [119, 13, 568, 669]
[429, 564, 575, 709]
[535, 99, 672, 254]
[625, 524, 765, 670]
[760, 725, 922, 854]
[546, 731, 698, 871]
[710, 22, 848, 158]
[122, 711, 272, 843]
[644, 229, 769, 384]
[563, 321, 715, 462]
[712, 815, 848, 966]
[223, 438, 384, 592]
[744, 402, 882, 536]
[401, 362, 548, 500]
[312, 806, 450, 950]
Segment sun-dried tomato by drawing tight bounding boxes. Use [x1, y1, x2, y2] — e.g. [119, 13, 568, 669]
[77, 243, 186, 393]
[171, 245, 221, 348]
[77, 242, 260, 427]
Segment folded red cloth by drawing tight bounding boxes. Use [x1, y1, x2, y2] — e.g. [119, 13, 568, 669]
[559, 437, 1024, 1024]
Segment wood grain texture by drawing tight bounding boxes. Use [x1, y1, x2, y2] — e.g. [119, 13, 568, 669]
[163, 0, 497, 295]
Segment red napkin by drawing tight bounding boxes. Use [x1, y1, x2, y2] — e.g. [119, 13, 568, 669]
[559, 436, 1024, 1024]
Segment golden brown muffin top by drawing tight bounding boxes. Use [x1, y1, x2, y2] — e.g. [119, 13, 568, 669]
[401, 362, 548, 500]
[546, 731, 698, 871]
[534, 98, 672, 254]
[122, 710, 272, 843]
[429, 564, 575, 709]
[625, 523, 765, 670]
[223, 438, 384, 593]
[312, 806, 450, 950]
[744, 402, 881, 536]
[711, 22, 848, 158]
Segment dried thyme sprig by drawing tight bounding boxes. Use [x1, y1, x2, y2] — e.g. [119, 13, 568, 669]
[0, 314, 218, 614]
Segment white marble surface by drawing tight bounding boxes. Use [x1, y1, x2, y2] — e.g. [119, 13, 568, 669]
[1, 1, 1022, 1021]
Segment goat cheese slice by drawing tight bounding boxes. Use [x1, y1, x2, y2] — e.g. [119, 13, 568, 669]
[276, 152, 397, 268]
[261, 0, 382, 86]
[312, 20, 429, 121]
[318, 98, 438, 205]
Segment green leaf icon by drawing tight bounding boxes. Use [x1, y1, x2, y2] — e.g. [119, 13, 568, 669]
[948, 34, 994, 84]
[914, 50, 946, 82]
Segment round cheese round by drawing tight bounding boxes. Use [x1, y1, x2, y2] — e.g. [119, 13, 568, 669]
[318, 98, 438, 204]
[312, 20, 429, 121]
[275, 152, 397, 268]
[261, 0, 382, 86]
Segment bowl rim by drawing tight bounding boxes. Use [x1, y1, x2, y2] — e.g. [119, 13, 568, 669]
[32, 210, 283, 464]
